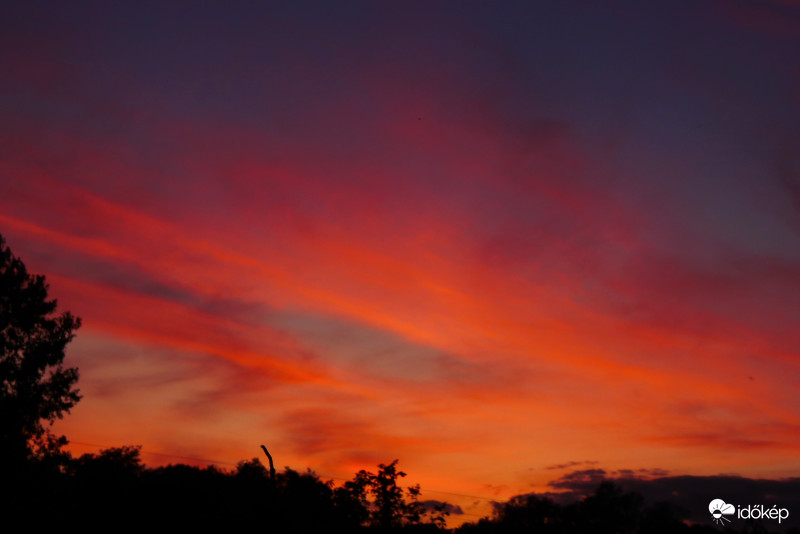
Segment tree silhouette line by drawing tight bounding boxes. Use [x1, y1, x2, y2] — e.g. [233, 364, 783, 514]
[2, 231, 798, 533]
[0, 232, 450, 530]
[459, 482, 800, 534]
[30, 444, 449, 531]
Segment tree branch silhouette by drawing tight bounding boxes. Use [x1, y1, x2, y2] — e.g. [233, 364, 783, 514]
[260, 444, 276, 480]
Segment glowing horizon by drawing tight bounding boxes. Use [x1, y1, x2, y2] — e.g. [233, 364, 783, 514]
[2, 0, 799, 523]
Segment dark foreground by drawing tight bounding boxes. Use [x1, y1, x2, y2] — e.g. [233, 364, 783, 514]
[7, 446, 799, 534]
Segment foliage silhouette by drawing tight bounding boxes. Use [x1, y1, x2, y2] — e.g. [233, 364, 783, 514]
[72, 445, 144, 481]
[0, 233, 81, 476]
[68, 446, 145, 527]
[456, 480, 799, 534]
[492, 493, 566, 532]
[427, 501, 453, 530]
[356, 458, 446, 529]
[574, 480, 644, 534]
[335, 467, 373, 528]
[371, 459, 410, 528]
[405, 483, 426, 525]
[639, 500, 691, 534]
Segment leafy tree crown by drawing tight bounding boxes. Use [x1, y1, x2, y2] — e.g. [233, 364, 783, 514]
[0, 234, 81, 466]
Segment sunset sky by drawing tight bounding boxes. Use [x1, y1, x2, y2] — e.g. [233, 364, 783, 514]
[1, 0, 799, 522]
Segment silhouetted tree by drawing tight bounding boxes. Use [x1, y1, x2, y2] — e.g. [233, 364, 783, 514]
[231, 456, 276, 525]
[428, 501, 452, 530]
[234, 456, 270, 480]
[640, 500, 689, 534]
[0, 233, 81, 475]
[334, 468, 372, 528]
[494, 493, 565, 532]
[72, 445, 144, 481]
[276, 467, 337, 530]
[356, 460, 450, 529]
[69, 446, 145, 529]
[574, 481, 643, 534]
[141, 463, 232, 530]
[405, 483, 426, 525]
[371, 459, 409, 528]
